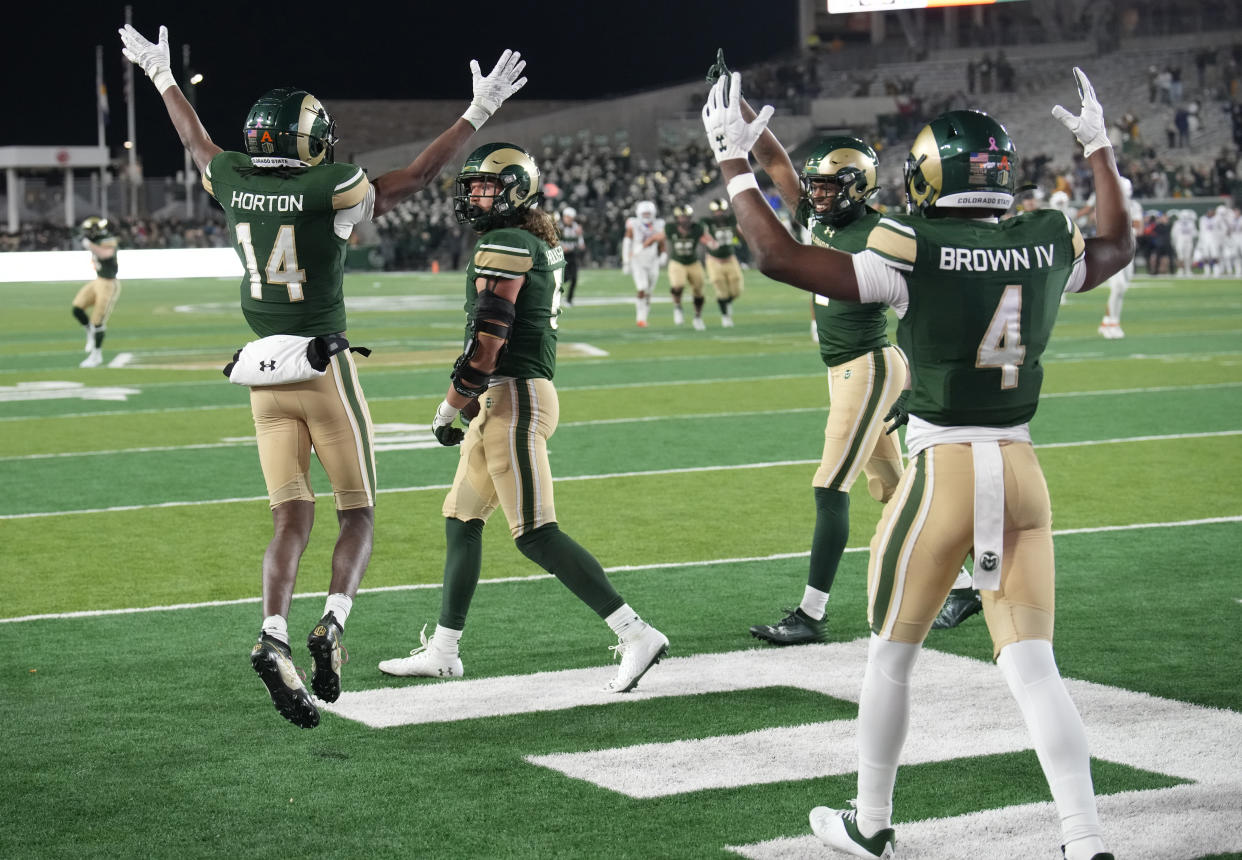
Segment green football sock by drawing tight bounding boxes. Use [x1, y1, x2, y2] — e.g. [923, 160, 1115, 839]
[808, 487, 851, 594]
[515, 523, 624, 618]
[437, 517, 485, 631]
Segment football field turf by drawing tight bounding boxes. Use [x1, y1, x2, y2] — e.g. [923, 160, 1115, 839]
[2, 269, 1240, 858]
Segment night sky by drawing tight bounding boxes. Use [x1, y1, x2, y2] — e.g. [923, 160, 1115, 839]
[9, 2, 799, 176]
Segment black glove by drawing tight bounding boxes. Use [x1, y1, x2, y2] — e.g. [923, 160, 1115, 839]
[433, 424, 464, 446]
[883, 391, 910, 435]
[706, 48, 730, 85]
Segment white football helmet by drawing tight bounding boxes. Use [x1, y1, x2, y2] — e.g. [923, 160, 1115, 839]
[636, 200, 656, 223]
[1049, 190, 1070, 214]
[1118, 176, 1133, 199]
[562, 207, 576, 220]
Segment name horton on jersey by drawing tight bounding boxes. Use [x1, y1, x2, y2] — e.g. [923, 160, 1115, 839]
[229, 191, 306, 213]
[939, 243, 1057, 272]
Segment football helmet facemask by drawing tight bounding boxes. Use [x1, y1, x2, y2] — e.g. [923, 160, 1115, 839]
[454, 142, 542, 231]
[904, 110, 1017, 215]
[801, 136, 879, 227]
[80, 216, 110, 241]
[243, 88, 337, 168]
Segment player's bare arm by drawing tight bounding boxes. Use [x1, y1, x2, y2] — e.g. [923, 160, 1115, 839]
[373, 50, 526, 217]
[1052, 67, 1135, 290]
[85, 239, 117, 260]
[119, 25, 222, 171]
[442, 273, 523, 412]
[708, 51, 801, 213]
[704, 74, 859, 302]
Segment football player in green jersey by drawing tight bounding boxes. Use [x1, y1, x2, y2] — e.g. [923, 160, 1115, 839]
[121, 23, 527, 728]
[703, 198, 744, 326]
[704, 68, 1132, 860]
[378, 143, 668, 693]
[72, 216, 121, 368]
[666, 204, 717, 330]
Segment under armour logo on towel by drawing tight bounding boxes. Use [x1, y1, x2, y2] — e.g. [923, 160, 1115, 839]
[259, 360, 277, 371]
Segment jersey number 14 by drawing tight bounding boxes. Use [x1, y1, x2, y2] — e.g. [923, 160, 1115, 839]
[236, 222, 306, 302]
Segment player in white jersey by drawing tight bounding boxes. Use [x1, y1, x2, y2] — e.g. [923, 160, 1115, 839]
[1091, 177, 1144, 338]
[622, 200, 667, 327]
[1171, 208, 1198, 275]
[1196, 207, 1224, 275]
[1218, 205, 1242, 276]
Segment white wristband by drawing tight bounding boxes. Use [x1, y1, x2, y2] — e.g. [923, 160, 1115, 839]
[152, 69, 176, 95]
[461, 103, 490, 130]
[726, 173, 760, 201]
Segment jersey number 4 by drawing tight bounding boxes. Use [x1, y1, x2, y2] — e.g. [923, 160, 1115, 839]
[235, 223, 306, 302]
[976, 284, 1025, 389]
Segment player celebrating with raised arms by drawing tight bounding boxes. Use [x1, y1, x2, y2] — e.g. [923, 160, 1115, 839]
[702, 68, 1131, 860]
[120, 22, 527, 728]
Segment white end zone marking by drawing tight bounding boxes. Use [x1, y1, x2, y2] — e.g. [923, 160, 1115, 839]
[322, 640, 1242, 859]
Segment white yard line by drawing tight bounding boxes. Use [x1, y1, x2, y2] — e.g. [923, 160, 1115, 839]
[2, 515, 1236, 625]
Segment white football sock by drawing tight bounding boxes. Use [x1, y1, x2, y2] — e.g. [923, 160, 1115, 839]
[605, 604, 646, 641]
[432, 624, 462, 655]
[799, 585, 829, 622]
[997, 640, 1105, 851]
[261, 614, 289, 646]
[855, 635, 921, 836]
[323, 592, 353, 628]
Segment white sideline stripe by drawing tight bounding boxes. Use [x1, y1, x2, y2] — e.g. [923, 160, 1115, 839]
[3, 378, 1239, 424]
[106, 352, 134, 368]
[2, 517, 1237, 625]
[4, 427, 1240, 516]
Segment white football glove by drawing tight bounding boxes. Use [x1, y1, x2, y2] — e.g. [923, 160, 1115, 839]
[702, 72, 774, 164]
[462, 49, 528, 130]
[119, 24, 175, 94]
[1051, 67, 1110, 158]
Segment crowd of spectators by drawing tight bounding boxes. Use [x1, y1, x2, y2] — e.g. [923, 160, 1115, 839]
[0, 215, 229, 253]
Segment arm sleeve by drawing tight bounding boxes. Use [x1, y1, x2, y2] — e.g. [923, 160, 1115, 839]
[853, 250, 910, 317]
[333, 183, 376, 240]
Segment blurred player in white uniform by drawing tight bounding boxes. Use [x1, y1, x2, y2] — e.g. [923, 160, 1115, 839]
[1095, 176, 1144, 339]
[1171, 208, 1198, 275]
[1195, 206, 1224, 276]
[1218, 204, 1242, 276]
[622, 200, 667, 327]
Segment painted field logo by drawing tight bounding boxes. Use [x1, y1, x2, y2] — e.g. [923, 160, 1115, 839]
[323, 640, 1242, 858]
[0, 381, 141, 403]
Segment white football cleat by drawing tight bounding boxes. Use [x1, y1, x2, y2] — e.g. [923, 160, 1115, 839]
[80, 350, 103, 368]
[692, 317, 706, 331]
[1097, 317, 1124, 339]
[673, 306, 685, 326]
[721, 314, 734, 328]
[377, 625, 463, 678]
[809, 805, 896, 859]
[605, 624, 668, 693]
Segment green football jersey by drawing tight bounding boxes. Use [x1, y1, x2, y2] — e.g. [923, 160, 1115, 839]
[667, 221, 706, 265]
[465, 227, 565, 380]
[796, 202, 890, 367]
[704, 217, 738, 259]
[203, 151, 370, 338]
[92, 238, 119, 279]
[864, 209, 1085, 427]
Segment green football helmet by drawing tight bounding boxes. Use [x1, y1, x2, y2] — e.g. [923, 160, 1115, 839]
[673, 204, 694, 221]
[243, 88, 337, 168]
[801, 136, 879, 227]
[80, 216, 110, 241]
[708, 198, 729, 219]
[904, 110, 1018, 215]
[453, 142, 542, 231]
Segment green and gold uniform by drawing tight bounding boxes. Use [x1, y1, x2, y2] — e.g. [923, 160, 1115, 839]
[73, 236, 122, 327]
[794, 201, 905, 502]
[666, 221, 707, 295]
[444, 225, 568, 538]
[858, 209, 1087, 653]
[464, 226, 564, 380]
[704, 216, 744, 301]
[204, 151, 370, 339]
[203, 151, 376, 510]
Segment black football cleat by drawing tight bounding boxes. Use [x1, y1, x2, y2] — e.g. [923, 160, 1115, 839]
[251, 633, 320, 728]
[931, 588, 983, 630]
[750, 607, 827, 645]
[307, 613, 346, 703]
